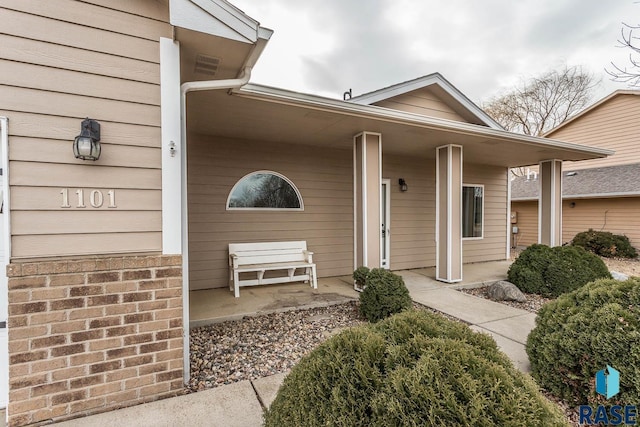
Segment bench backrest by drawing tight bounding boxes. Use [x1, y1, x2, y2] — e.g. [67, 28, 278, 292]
[229, 241, 309, 266]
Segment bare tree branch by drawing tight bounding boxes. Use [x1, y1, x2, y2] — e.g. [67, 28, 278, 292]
[606, 21, 640, 86]
[483, 65, 597, 138]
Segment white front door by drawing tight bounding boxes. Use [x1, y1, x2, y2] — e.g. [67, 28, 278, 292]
[381, 179, 391, 269]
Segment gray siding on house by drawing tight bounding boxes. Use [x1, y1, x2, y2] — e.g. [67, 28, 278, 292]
[187, 136, 354, 290]
[383, 154, 436, 270]
[0, 0, 171, 259]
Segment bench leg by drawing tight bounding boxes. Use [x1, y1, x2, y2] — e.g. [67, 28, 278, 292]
[311, 265, 318, 289]
[234, 270, 240, 298]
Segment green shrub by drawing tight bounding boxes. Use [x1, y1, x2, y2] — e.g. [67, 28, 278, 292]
[265, 310, 568, 427]
[526, 278, 640, 407]
[507, 244, 610, 298]
[359, 269, 412, 323]
[352, 266, 370, 291]
[571, 229, 638, 258]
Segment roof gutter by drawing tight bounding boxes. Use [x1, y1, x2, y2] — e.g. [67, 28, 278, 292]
[177, 33, 268, 383]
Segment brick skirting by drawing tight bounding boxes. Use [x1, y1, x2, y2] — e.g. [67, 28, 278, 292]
[6, 255, 184, 426]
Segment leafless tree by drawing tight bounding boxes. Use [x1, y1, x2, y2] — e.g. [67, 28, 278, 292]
[606, 20, 640, 86]
[484, 65, 597, 176]
[484, 65, 597, 137]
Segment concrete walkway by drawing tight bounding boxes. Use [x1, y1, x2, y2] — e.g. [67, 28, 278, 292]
[397, 269, 534, 372]
[54, 261, 535, 425]
[55, 374, 287, 427]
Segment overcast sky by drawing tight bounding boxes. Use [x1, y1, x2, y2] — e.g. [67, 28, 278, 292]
[230, 0, 638, 106]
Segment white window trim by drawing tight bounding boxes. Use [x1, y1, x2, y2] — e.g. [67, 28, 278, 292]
[462, 183, 484, 240]
[226, 170, 304, 211]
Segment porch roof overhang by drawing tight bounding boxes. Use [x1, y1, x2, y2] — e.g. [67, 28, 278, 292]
[185, 83, 613, 168]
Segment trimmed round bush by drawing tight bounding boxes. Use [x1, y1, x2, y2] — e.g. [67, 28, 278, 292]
[359, 269, 412, 322]
[508, 244, 610, 298]
[571, 229, 638, 258]
[265, 310, 568, 427]
[526, 278, 640, 406]
[352, 266, 370, 290]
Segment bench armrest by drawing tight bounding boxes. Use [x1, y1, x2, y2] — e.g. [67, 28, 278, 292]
[303, 250, 314, 263]
[229, 253, 239, 268]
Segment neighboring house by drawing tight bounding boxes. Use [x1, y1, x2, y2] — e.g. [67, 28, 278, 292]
[0, 0, 610, 425]
[511, 91, 640, 248]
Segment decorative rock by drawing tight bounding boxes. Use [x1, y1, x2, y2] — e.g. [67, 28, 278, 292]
[187, 302, 364, 393]
[611, 271, 629, 281]
[486, 281, 527, 303]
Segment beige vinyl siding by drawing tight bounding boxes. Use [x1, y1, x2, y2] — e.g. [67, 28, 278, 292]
[187, 136, 353, 291]
[550, 94, 640, 170]
[463, 164, 508, 263]
[0, 0, 170, 259]
[562, 198, 640, 247]
[512, 198, 640, 249]
[383, 154, 436, 271]
[373, 87, 467, 122]
[511, 201, 538, 247]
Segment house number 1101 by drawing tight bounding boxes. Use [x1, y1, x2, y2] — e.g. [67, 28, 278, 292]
[60, 189, 117, 208]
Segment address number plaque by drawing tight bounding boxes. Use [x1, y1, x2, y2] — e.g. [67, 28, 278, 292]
[60, 188, 117, 209]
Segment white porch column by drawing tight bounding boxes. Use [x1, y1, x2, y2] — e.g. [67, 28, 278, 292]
[538, 159, 563, 246]
[353, 132, 382, 269]
[160, 38, 182, 254]
[436, 145, 463, 282]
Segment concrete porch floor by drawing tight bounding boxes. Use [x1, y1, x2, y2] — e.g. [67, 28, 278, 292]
[188, 260, 512, 327]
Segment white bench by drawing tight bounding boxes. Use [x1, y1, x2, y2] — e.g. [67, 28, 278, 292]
[228, 241, 318, 298]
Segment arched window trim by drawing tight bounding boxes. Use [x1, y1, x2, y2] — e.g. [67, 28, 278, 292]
[226, 170, 305, 211]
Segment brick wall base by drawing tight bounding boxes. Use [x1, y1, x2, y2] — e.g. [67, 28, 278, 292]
[6, 255, 184, 426]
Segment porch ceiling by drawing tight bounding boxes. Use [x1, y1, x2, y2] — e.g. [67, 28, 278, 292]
[185, 86, 612, 168]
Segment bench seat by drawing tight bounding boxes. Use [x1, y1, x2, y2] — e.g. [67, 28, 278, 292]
[229, 241, 318, 297]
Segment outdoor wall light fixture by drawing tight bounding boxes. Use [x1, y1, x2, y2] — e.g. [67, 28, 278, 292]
[73, 118, 101, 161]
[399, 178, 408, 192]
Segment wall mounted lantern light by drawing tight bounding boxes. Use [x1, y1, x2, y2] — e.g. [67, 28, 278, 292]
[399, 178, 408, 192]
[73, 118, 101, 161]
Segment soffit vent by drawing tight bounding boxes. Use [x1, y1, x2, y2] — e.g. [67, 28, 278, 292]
[194, 54, 221, 76]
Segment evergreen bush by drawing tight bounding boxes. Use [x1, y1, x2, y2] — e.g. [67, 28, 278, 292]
[358, 269, 411, 323]
[526, 278, 640, 406]
[571, 229, 638, 258]
[352, 266, 370, 291]
[507, 244, 610, 298]
[265, 310, 568, 427]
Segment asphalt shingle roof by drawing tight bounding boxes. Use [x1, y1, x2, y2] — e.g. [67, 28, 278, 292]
[511, 163, 640, 200]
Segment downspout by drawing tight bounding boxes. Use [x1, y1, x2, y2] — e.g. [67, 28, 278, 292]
[179, 34, 269, 381]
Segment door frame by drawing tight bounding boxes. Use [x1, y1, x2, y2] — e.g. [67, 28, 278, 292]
[381, 178, 391, 269]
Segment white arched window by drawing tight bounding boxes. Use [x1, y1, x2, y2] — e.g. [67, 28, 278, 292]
[226, 171, 304, 211]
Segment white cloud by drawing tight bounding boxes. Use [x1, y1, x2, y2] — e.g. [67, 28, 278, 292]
[231, 0, 639, 104]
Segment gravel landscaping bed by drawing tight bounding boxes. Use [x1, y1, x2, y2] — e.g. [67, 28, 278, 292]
[187, 301, 462, 393]
[187, 302, 364, 392]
